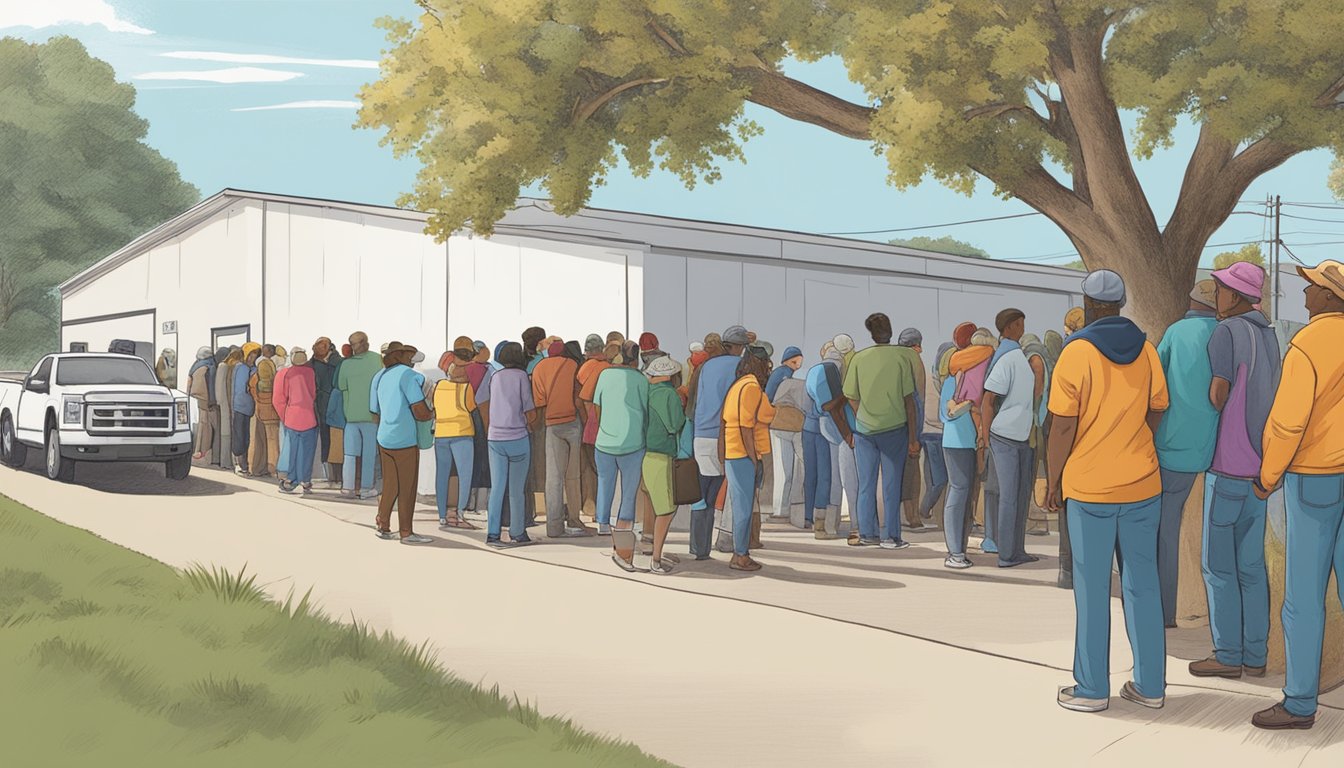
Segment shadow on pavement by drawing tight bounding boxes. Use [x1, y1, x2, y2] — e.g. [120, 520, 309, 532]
[10, 455, 240, 497]
[1098, 690, 1344, 749]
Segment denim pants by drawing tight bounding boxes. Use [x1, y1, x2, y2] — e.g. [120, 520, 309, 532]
[853, 426, 909, 542]
[434, 436, 474, 519]
[1157, 468, 1198, 626]
[286, 427, 317, 485]
[771, 430, 803, 519]
[802, 429, 832, 521]
[487, 437, 532, 540]
[726, 456, 758, 556]
[1281, 472, 1344, 717]
[828, 439, 859, 528]
[544, 420, 583, 536]
[981, 448, 1000, 551]
[989, 434, 1034, 566]
[596, 448, 645, 525]
[342, 421, 379, 492]
[278, 424, 292, 478]
[919, 434, 948, 517]
[231, 412, 252, 466]
[1201, 472, 1269, 668]
[943, 447, 977, 556]
[1068, 495, 1166, 701]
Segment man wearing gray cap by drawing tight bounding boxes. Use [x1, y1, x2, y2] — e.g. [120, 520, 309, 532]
[1045, 269, 1169, 713]
[686, 325, 750, 558]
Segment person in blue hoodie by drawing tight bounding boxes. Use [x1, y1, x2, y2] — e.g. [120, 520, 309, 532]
[1045, 270, 1169, 714]
[231, 344, 261, 475]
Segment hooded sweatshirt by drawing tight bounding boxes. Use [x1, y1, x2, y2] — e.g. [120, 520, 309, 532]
[1064, 316, 1146, 365]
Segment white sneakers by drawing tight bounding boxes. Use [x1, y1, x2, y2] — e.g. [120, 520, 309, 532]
[1058, 682, 1165, 713]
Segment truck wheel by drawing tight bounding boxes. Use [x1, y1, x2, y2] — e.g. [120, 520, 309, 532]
[1, 413, 25, 468]
[166, 455, 191, 481]
[45, 426, 75, 483]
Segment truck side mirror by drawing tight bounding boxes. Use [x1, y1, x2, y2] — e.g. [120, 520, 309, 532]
[25, 378, 48, 394]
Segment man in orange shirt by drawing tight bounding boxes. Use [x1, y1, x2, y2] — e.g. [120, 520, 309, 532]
[1250, 260, 1344, 731]
[720, 353, 776, 572]
[1045, 270, 1168, 714]
[533, 339, 591, 538]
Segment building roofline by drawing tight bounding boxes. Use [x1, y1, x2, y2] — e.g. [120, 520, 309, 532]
[60, 187, 1087, 295]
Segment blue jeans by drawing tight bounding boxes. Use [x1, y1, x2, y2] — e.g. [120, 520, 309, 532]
[943, 447, 977, 556]
[596, 448, 645, 525]
[1282, 473, 1344, 717]
[802, 430, 832, 519]
[342, 421, 379, 492]
[286, 427, 317, 485]
[278, 424, 292, 478]
[1201, 473, 1269, 668]
[726, 457, 758, 556]
[1068, 495, 1166, 700]
[853, 426, 909, 542]
[989, 434, 1033, 566]
[1158, 468, 1198, 627]
[487, 437, 531, 539]
[435, 436, 475, 520]
[919, 434, 948, 517]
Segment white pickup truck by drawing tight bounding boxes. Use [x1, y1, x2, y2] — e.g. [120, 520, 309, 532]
[0, 353, 193, 482]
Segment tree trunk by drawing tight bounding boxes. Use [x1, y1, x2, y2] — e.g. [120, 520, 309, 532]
[1072, 232, 1197, 340]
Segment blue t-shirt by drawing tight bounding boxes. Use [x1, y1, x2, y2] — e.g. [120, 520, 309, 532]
[940, 376, 977, 450]
[692, 354, 740, 439]
[764, 366, 793, 402]
[370, 365, 426, 450]
[1154, 312, 1220, 473]
[804, 361, 856, 443]
[231, 364, 256, 416]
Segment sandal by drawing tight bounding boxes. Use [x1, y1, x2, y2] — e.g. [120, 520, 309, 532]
[729, 557, 762, 572]
[446, 517, 477, 530]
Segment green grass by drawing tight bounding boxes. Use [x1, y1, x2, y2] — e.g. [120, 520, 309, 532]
[0, 495, 676, 767]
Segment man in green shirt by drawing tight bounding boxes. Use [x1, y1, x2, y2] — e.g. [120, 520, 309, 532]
[336, 331, 385, 500]
[642, 355, 687, 574]
[843, 312, 920, 548]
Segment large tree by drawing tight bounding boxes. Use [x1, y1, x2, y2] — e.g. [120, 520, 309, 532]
[0, 36, 198, 368]
[358, 0, 1344, 333]
[889, 235, 989, 259]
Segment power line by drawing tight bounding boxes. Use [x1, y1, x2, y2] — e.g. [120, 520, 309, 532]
[1006, 238, 1269, 267]
[1282, 201, 1344, 209]
[823, 211, 1042, 236]
[1280, 212, 1344, 224]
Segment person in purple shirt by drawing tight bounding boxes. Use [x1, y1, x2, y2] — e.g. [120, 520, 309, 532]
[1190, 261, 1281, 681]
[478, 342, 538, 548]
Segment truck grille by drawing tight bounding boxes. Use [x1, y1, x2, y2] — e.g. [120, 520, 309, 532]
[86, 403, 174, 435]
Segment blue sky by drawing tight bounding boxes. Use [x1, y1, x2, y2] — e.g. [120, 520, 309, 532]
[2, 0, 1340, 268]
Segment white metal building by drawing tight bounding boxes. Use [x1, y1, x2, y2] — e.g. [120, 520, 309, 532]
[59, 189, 1084, 370]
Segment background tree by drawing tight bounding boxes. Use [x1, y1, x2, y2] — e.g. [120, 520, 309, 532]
[1211, 243, 1270, 307]
[0, 36, 198, 369]
[1331, 157, 1344, 201]
[359, 0, 1344, 334]
[888, 235, 988, 259]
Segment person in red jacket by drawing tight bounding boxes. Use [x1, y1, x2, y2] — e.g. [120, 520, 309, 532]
[274, 347, 319, 494]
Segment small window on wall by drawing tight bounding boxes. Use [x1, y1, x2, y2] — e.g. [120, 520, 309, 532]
[69, 342, 88, 353]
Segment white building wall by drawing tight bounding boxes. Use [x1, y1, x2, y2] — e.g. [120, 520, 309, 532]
[645, 251, 1079, 373]
[61, 201, 262, 369]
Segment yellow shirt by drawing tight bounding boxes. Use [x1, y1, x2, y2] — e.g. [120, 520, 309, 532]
[1048, 340, 1168, 504]
[722, 376, 775, 460]
[1260, 313, 1344, 489]
[432, 380, 477, 438]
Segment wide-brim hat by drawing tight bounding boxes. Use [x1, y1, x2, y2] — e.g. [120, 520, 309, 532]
[384, 341, 418, 358]
[644, 355, 682, 378]
[1298, 260, 1344, 302]
[1211, 261, 1266, 303]
[1189, 279, 1218, 309]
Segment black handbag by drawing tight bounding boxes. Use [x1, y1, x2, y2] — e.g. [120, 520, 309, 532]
[673, 457, 702, 506]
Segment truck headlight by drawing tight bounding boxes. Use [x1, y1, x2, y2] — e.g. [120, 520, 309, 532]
[63, 396, 83, 425]
[175, 400, 190, 430]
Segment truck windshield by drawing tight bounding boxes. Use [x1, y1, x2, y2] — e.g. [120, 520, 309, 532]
[55, 358, 159, 386]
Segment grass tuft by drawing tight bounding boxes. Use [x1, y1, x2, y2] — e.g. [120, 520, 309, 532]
[181, 563, 266, 603]
[50, 598, 102, 619]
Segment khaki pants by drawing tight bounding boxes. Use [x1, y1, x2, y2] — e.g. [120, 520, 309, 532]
[251, 418, 280, 476]
[580, 443, 599, 515]
[378, 445, 420, 537]
[194, 398, 214, 457]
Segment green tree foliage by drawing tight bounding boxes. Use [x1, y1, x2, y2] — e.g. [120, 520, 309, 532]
[0, 37, 198, 369]
[1061, 259, 1087, 271]
[359, 1, 1344, 332]
[888, 236, 988, 259]
[1331, 157, 1344, 201]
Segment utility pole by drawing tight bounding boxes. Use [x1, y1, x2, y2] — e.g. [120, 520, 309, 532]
[1273, 194, 1282, 325]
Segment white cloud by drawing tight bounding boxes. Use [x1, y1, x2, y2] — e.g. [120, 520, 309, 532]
[162, 51, 378, 70]
[232, 100, 361, 112]
[0, 1, 153, 35]
[134, 67, 305, 84]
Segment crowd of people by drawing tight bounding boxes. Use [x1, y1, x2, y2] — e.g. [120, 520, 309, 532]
[170, 256, 1344, 731]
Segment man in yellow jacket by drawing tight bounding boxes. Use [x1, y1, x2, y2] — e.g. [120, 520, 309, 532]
[1251, 260, 1344, 731]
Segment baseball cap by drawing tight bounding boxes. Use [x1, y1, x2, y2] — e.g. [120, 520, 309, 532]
[1081, 270, 1126, 307]
[722, 325, 750, 346]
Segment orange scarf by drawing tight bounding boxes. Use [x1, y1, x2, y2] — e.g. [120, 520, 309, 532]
[949, 345, 993, 375]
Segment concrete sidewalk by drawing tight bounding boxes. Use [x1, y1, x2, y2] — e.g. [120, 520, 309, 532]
[3, 460, 1342, 767]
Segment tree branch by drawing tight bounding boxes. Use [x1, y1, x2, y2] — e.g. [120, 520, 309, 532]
[572, 77, 669, 124]
[647, 18, 688, 56]
[970, 162, 1099, 239]
[1317, 72, 1344, 108]
[737, 67, 875, 140]
[963, 102, 1053, 134]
